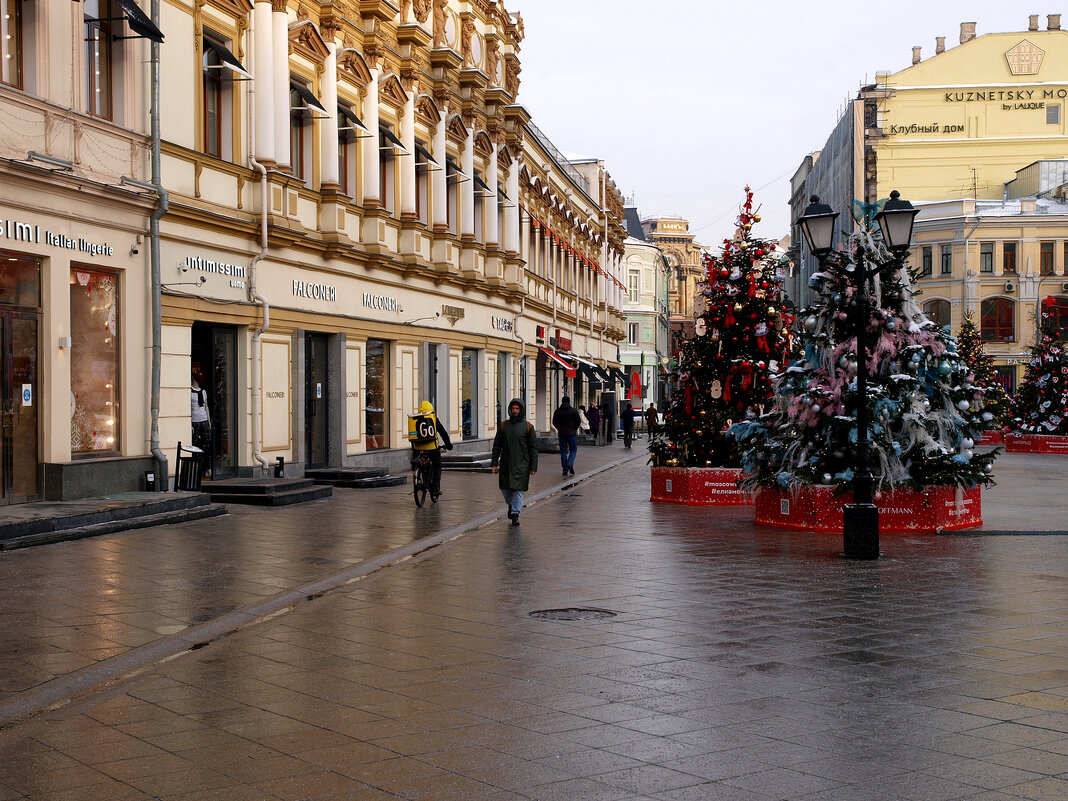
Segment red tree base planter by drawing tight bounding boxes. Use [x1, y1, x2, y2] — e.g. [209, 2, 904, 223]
[650, 466, 750, 505]
[978, 430, 1004, 445]
[1005, 431, 1068, 454]
[754, 485, 982, 533]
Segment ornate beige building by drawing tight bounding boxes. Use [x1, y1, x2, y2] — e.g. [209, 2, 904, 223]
[641, 217, 704, 349]
[0, 0, 627, 500]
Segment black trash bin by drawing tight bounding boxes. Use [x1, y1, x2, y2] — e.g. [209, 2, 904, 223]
[175, 441, 205, 491]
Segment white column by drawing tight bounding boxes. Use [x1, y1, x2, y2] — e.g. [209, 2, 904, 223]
[320, 42, 339, 187]
[362, 68, 380, 202]
[461, 126, 474, 238]
[272, 4, 289, 169]
[253, 1, 275, 163]
[399, 89, 416, 216]
[485, 143, 498, 247]
[431, 116, 446, 227]
[505, 162, 520, 253]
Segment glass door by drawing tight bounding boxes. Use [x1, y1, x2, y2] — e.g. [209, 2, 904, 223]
[305, 333, 329, 467]
[210, 327, 237, 478]
[0, 311, 39, 503]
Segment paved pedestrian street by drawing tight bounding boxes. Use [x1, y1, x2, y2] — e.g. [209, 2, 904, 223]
[0, 448, 1066, 800]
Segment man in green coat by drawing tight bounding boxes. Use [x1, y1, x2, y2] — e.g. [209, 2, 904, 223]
[492, 397, 538, 526]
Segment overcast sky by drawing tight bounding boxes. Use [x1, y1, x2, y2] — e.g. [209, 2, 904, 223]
[514, 2, 1047, 251]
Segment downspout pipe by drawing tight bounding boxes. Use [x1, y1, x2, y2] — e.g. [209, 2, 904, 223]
[148, 0, 167, 488]
[961, 212, 981, 320]
[247, 29, 270, 474]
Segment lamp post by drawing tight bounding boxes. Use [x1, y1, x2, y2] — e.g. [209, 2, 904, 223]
[799, 192, 919, 559]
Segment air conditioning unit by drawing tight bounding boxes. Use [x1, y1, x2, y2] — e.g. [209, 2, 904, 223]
[1061, 282, 1068, 293]
[1004, 280, 1016, 293]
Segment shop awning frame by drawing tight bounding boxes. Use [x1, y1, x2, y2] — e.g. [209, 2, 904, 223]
[414, 143, 440, 170]
[203, 37, 251, 78]
[379, 125, 408, 155]
[90, 0, 164, 43]
[539, 347, 576, 378]
[337, 104, 370, 136]
[608, 366, 629, 385]
[290, 80, 329, 117]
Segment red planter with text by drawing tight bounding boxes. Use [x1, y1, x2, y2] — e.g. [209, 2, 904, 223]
[754, 485, 982, 533]
[1004, 431, 1068, 454]
[978, 430, 1004, 445]
[650, 467, 750, 506]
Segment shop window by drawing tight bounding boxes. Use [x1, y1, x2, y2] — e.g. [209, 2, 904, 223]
[1, 0, 22, 89]
[415, 140, 430, 224]
[1040, 241, 1055, 275]
[628, 322, 639, 344]
[993, 366, 1016, 395]
[940, 244, 952, 275]
[0, 249, 40, 307]
[379, 124, 400, 216]
[980, 297, 1015, 342]
[84, 0, 116, 119]
[201, 30, 236, 161]
[1002, 242, 1017, 274]
[461, 347, 478, 439]
[979, 242, 994, 274]
[921, 246, 932, 277]
[364, 339, 389, 450]
[337, 104, 362, 197]
[70, 267, 119, 454]
[289, 82, 311, 180]
[923, 299, 951, 329]
[1048, 104, 1061, 125]
[1064, 242, 1068, 276]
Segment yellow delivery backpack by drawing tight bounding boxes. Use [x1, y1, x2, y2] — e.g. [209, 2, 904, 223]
[407, 412, 439, 451]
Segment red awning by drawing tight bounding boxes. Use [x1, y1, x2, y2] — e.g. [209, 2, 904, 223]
[540, 347, 576, 377]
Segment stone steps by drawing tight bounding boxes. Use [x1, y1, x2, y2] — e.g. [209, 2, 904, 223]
[441, 452, 493, 472]
[305, 467, 407, 489]
[205, 478, 332, 506]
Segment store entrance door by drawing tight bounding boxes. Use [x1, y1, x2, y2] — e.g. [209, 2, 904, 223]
[0, 311, 39, 504]
[191, 323, 239, 479]
[305, 333, 329, 467]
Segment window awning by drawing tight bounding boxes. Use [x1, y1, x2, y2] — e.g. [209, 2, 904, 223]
[608, 366, 629, 385]
[445, 155, 468, 182]
[414, 143, 438, 168]
[337, 104, 368, 132]
[110, 0, 164, 43]
[539, 347, 576, 378]
[473, 173, 493, 196]
[290, 80, 328, 116]
[203, 37, 250, 77]
[572, 362, 606, 385]
[379, 125, 407, 154]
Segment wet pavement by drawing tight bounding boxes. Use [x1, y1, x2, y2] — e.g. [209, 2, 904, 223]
[0, 444, 1065, 800]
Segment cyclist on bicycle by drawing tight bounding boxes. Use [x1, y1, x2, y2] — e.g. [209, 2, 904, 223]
[408, 401, 453, 501]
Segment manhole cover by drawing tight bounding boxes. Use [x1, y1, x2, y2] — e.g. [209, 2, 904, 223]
[528, 607, 617, 621]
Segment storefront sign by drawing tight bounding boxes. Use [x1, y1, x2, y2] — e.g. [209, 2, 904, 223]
[556, 330, 572, 352]
[184, 255, 247, 288]
[294, 281, 337, 301]
[441, 304, 465, 324]
[362, 292, 398, 311]
[0, 216, 115, 256]
[491, 315, 513, 332]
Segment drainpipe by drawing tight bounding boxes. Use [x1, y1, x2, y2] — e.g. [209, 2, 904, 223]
[961, 210, 981, 320]
[598, 168, 610, 365]
[247, 27, 270, 474]
[148, 0, 168, 487]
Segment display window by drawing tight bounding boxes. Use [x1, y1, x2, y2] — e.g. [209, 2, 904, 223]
[70, 267, 119, 454]
[365, 338, 389, 449]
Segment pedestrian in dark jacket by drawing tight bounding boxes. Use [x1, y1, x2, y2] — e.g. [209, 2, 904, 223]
[621, 401, 638, 449]
[587, 405, 601, 445]
[492, 397, 538, 525]
[645, 403, 659, 435]
[552, 395, 582, 476]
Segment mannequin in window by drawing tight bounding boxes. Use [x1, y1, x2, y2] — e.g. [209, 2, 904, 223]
[191, 365, 212, 475]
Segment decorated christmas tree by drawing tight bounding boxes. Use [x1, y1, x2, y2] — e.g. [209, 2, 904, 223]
[1008, 296, 1068, 435]
[958, 311, 1010, 431]
[731, 225, 997, 491]
[650, 189, 796, 467]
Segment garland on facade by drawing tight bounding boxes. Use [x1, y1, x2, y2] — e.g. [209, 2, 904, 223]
[649, 189, 796, 467]
[1008, 296, 1068, 435]
[730, 225, 998, 491]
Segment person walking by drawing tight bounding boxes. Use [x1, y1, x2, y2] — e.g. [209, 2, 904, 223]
[552, 395, 582, 476]
[587, 404, 601, 445]
[621, 401, 638, 449]
[492, 398, 538, 526]
[408, 400, 453, 501]
[577, 405, 590, 439]
[645, 403, 659, 436]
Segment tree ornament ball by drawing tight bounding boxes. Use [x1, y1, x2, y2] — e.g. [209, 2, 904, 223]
[961, 437, 974, 449]
[938, 360, 952, 376]
[885, 318, 897, 331]
[805, 315, 818, 332]
[822, 473, 832, 484]
[753, 214, 761, 222]
[957, 399, 970, 411]
[963, 449, 974, 460]
[767, 307, 777, 317]
[733, 303, 743, 312]
[984, 463, 993, 474]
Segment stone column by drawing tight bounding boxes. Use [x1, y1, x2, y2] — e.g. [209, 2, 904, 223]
[399, 89, 416, 218]
[272, 0, 290, 170]
[320, 41, 339, 189]
[460, 125, 474, 240]
[253, 1, 275, 164]
[362, 68, 381, 204]
[431, 117, 446, 229]
[504, 161, 520, 253]
[484, 143, 499, 247]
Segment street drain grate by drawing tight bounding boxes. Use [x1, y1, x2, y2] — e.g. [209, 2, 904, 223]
[528, 607, 617, 621]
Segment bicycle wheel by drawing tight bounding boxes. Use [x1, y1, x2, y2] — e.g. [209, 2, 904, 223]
[413, 462, 428, 507]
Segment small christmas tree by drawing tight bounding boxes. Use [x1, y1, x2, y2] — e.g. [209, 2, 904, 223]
[732, 225, 997, 491]
[958, 311, 1010, 431]
[1008, 296, 1068, 435]
[650, 189, 796, 467]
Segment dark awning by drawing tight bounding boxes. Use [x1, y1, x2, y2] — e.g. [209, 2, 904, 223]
[473, 173, 493, 195]
[290, 80, 328, 116]
[337, 104, 368, 132]
[539, 347, 576, 378]
[445, 155, 468, 181]
[608, 366, 629, 385]
[379, 126, 407, 153]
[574, 362, 605, 385]
[111, 0, 164, 43]
[414, 143, 438, 167]
[203, 37, 249, 77]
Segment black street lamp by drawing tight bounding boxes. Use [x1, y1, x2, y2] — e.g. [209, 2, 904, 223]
[799, 191, 919, 559]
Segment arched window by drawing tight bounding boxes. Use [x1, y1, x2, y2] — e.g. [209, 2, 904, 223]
[980, 298, 1015, 342]
[1046, 295, 1068, 338]
[923, 299, 951, 329]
